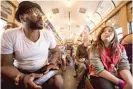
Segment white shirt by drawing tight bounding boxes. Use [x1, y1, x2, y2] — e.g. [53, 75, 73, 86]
[1, 27, 56, 72]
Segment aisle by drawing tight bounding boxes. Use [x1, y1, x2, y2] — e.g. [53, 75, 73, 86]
[63, 66, 77, 89]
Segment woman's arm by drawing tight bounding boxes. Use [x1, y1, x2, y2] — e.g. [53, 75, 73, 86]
[98, 70, 120, 84]
[119, 70, 132, 84]
[118, 49, 131, 82]
[119, 70, 132, 89]
[90, 50, 120, 85]
[118, 49, 132, 89]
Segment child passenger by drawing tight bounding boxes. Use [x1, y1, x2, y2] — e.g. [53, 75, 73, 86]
[88, 26, 132, 89]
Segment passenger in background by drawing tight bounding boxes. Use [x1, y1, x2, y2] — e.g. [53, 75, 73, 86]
[75, 40, 89, 87]
[65, 50, 75, 68]
[120, 34, 132, 64]
[1, 1, 63, 89]
[57, 45, 67, 71]
[88, 26, 132, 89]
[61, 49, 76, 71]
[66, 43, 74, 57]
[120, 34, 132, 73]
[77, 40, 82, 45]
[61, 45, 66, 55]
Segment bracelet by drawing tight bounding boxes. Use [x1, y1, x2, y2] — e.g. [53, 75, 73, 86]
[14, 73, 24, 86]
[118, 79, 126, 89]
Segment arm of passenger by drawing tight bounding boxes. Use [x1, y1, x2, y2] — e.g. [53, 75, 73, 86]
[118, 49, 132, 84]
[90, 52, 120, 85]
[49, 46, 60, 64]
[1, 54, 24, 81]
[48, 31, 59, 64]
[61, 54, 66, 66]
[1, 31, 24, 81]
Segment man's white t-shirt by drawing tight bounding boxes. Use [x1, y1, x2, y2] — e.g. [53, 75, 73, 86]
[1, 27, 56, 72]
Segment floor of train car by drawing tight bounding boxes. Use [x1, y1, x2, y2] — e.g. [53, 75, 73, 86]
[63, 66, 77, 89]
[44, 66, 77, 89]
[46, 65, 86, 89]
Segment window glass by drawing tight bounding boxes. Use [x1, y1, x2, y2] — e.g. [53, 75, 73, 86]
[106, 13, 122, 41]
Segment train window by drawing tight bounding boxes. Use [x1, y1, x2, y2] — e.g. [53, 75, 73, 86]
[131, 22, 133, 33]
[127, 2, 132, 33]
[88, 21, 95, 30]
[115, 27, 123, 41]
[106, 13, 122, 41]
[129, 21, 133, 34]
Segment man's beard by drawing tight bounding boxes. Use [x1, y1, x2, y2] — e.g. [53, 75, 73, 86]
[28, 21, 43, 30]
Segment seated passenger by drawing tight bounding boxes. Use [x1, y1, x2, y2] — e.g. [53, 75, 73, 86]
[120, 34, 132, 63]
[88, 26, 132, 89]
[61, 50, 75, 69]
[75, 41, 89, 86]
[1, 1, 63, 89]
[56, 46, 67, 71]
[66, 50, 75, 68]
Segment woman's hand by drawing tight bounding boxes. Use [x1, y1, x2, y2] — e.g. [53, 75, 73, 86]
[117, 79, 126, 89]
[123, 83, 132, 89]
[22, 73, 43, 89]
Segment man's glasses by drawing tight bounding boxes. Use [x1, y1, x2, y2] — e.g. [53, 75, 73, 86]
[25, 8, 44, 17]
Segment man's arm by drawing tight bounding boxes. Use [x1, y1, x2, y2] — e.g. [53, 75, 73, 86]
[2, 52, 43, 89]
[43, 46, 60, 74]
[1, 54, 22, 80]
[49, 46, 60, 64]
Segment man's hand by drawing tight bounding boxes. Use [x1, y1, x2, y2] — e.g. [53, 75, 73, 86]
[43, 64, 59, 74]
[22, 73, 43, 89]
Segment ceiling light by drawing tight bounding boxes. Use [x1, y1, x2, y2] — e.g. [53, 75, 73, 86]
[88, 12, 93, 17]
[86, 18, 90, 22]
[46, 13, 52, 22]
[65, 0, 72, 7]
[68, 22, 71, 26]
[46, 13, 52, 18]
[66, 2, 71, 7]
